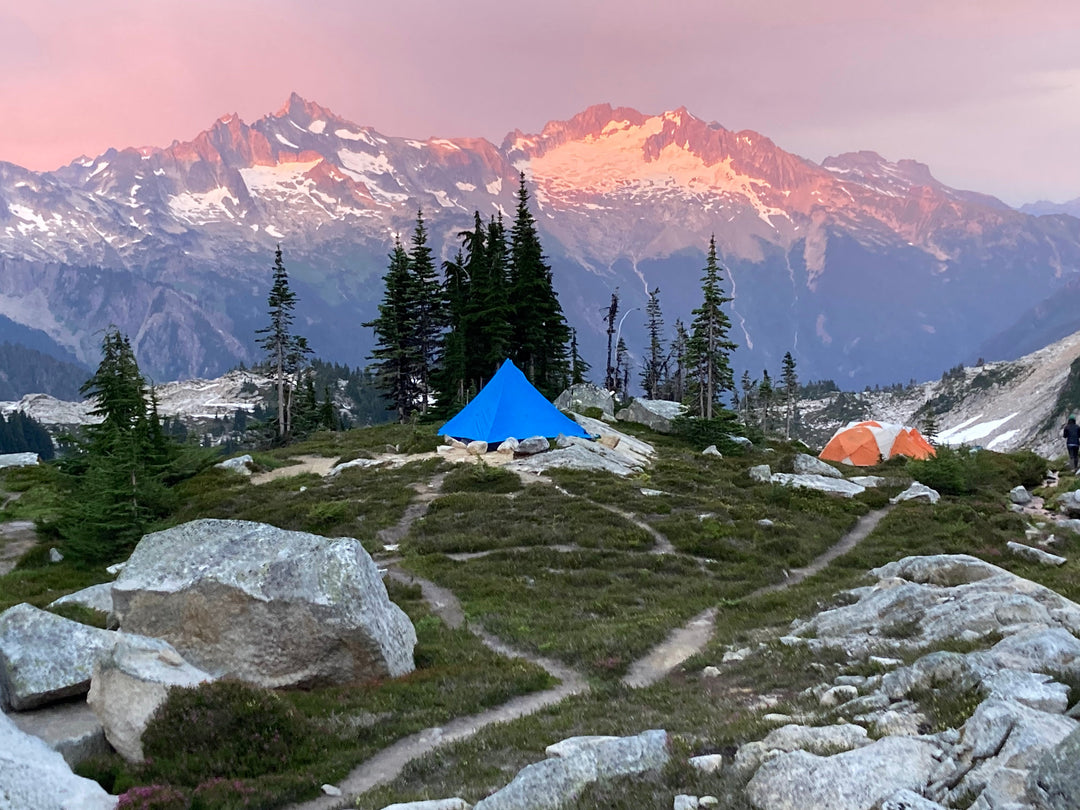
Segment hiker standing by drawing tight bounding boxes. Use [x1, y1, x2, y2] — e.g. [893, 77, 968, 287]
[1064, 416, 1080, 472]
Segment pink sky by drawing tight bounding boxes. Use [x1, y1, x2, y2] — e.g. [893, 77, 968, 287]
[1, 0, 1078, 206]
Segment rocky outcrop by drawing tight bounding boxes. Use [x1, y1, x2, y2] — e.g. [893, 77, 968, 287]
[111, 519, 416, 689]
[770, 473, 866, 498]
[0, 452, 38, 468]
[473, 730, 668, 810]
[87, 634, 214, 762]
[746, 736, 943, 810]
[0, 710, 117, 809]
[215, 454, 253, 475]
[1028, 725, 1080, 810]
[554, 384, 615, 419]
[48, 582, 115, 618]
[7, 700, 110, 767]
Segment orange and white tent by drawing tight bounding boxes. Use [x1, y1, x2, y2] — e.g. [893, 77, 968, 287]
[819, 420, 935, 466]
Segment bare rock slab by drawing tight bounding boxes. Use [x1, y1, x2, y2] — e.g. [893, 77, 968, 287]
[111, 519, 416, 688]
[0, 710, 117, 809]
[7, 699, 110, 767]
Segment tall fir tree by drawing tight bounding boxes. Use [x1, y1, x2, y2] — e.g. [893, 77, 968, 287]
[740, 370, 756, 425]
[758, 369, 774, 433]
[59, 328, 174, 565]
[433, 248, 470, 415]
[255, 247, 310, 442]
[569, 329, 591, 385]
[781, 351, 799, 439]
[508, 173, 570, 397]
[365, 238, 419, 423]
[641, 287, 666, 399]
[685, 236, 737, 418]
[408, 209, 443, 415]
[665, 318, 689, 403]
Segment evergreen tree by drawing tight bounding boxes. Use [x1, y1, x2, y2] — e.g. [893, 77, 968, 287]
[740, 370, 756, 425]
[58, 328, 174, 565]
[665, 319, 689, 403]
[641, 287, 665, 399]
[365, 238, 418, 423]
[408, 209, 443, 415]
[615, 337, 630, 398]
[604, 291, 619, 392]
[255, 247, 310, 442]
[508, 173, 570, 397]
[570, 329, 591, 385]
[685, 236, 737, 418]
[781, 351, 799, 439]
[433, 249, 470, 414]
[758, 370, 774, 433]
[921, 403, 939, 446]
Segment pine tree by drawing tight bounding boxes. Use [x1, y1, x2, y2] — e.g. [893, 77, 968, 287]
[59, 328, 175, 565]
[781, 351, 799, 439]
[740, 370, 756, 425]
[641, 287, 665, 399]
[408, 209, 443, 415]
[615, 337, 629, 398]
[666, 319, 689, 403]
[433, 249, 470, 415]
[570, 329, 591, 385]
[255, 247, 310, 442]
[685, 236, 737, 418]
[365, 238, 418, 423]
[604, 292, 620, 392]
[759, 370, 774, 433]
[509, 173, 570, 397]
[921, 402, 939, 446]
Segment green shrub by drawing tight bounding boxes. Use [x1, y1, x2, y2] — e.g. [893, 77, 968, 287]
[583, 406, 604, 420]
[441, 462, 522, 494]
[908, 446, 977, 495]
[140, 680, 322, 786]
[671, 411, 751, 453]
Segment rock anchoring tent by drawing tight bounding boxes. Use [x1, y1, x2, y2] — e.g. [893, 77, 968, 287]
[438, 360, 590, 444]
[819, 420, 935, 466]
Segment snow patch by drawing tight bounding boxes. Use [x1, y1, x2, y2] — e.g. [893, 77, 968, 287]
[308, 120, 326, 134]
[938, 412, 1019, 446]
[167, 187, 241, 222]
[455, 181, 476, 192]
[265, 224, 284, 238]
[275, 133, 300, 149]
[88, 161, 109, 178]
[486, 177, 503, 195]
[239, 160, 321, 194]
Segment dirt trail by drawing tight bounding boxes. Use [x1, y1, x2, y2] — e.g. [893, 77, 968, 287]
[290, 475, 894, 809]
[250, 456, 340, 485]
[0, 520, 36, 576]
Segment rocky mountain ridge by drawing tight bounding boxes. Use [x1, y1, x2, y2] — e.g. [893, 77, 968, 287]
[2, 95, 1080, 387]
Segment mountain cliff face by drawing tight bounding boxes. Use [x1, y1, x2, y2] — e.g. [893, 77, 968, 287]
[2, 94, 1079, 386]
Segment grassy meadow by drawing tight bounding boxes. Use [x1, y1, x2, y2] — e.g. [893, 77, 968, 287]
[1, 421, 1075, 809]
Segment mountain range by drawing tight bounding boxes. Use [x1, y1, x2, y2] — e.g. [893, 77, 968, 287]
[2, 93, 1080, 388]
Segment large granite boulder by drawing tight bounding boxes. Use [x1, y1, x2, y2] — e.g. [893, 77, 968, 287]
[770, 473, 866, 498]
[0, 710, 117, 809]
[554, 383, 615, 419]
[0, 604, 119, 710]
[7, 700, 110, 767]
[615, 399, 685, 433]
[111, 519, 416, 688]
[87, 634, 214, 762]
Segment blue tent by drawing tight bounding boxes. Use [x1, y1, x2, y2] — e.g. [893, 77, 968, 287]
[438, 360, 590, 444]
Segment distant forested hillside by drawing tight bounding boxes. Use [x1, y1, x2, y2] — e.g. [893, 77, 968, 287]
[0, 342, 89, 400]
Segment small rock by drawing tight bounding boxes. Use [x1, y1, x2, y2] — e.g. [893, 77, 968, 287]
[673, 795, 699, 810]
[321, 784, 342, 797]
[465, 441, 488, 455]
[762, 713, 793, 725]
[497, 437, 519, 454]
[640, 488, 664, 497]
[1010, 485, 1033, 505]
[702, 445, 722, 457]
[699, 798, 719, 808]
[793, 453, 843, 478]
[105, 562, 126, 575]
[820, 684, 860, 707]
[722, 648, 751, 663]
[890, 482, 941, 505]
[215, 454, 253, 475]
[516, 436, 550, 455]
[749, 464, 772, 483]
[689, 754, 724, 773]
[49, 548, 64, 563]
[702, 665, 721, 678]
[758, 518, 774, 527]
[1006, 541, 1066, 566]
